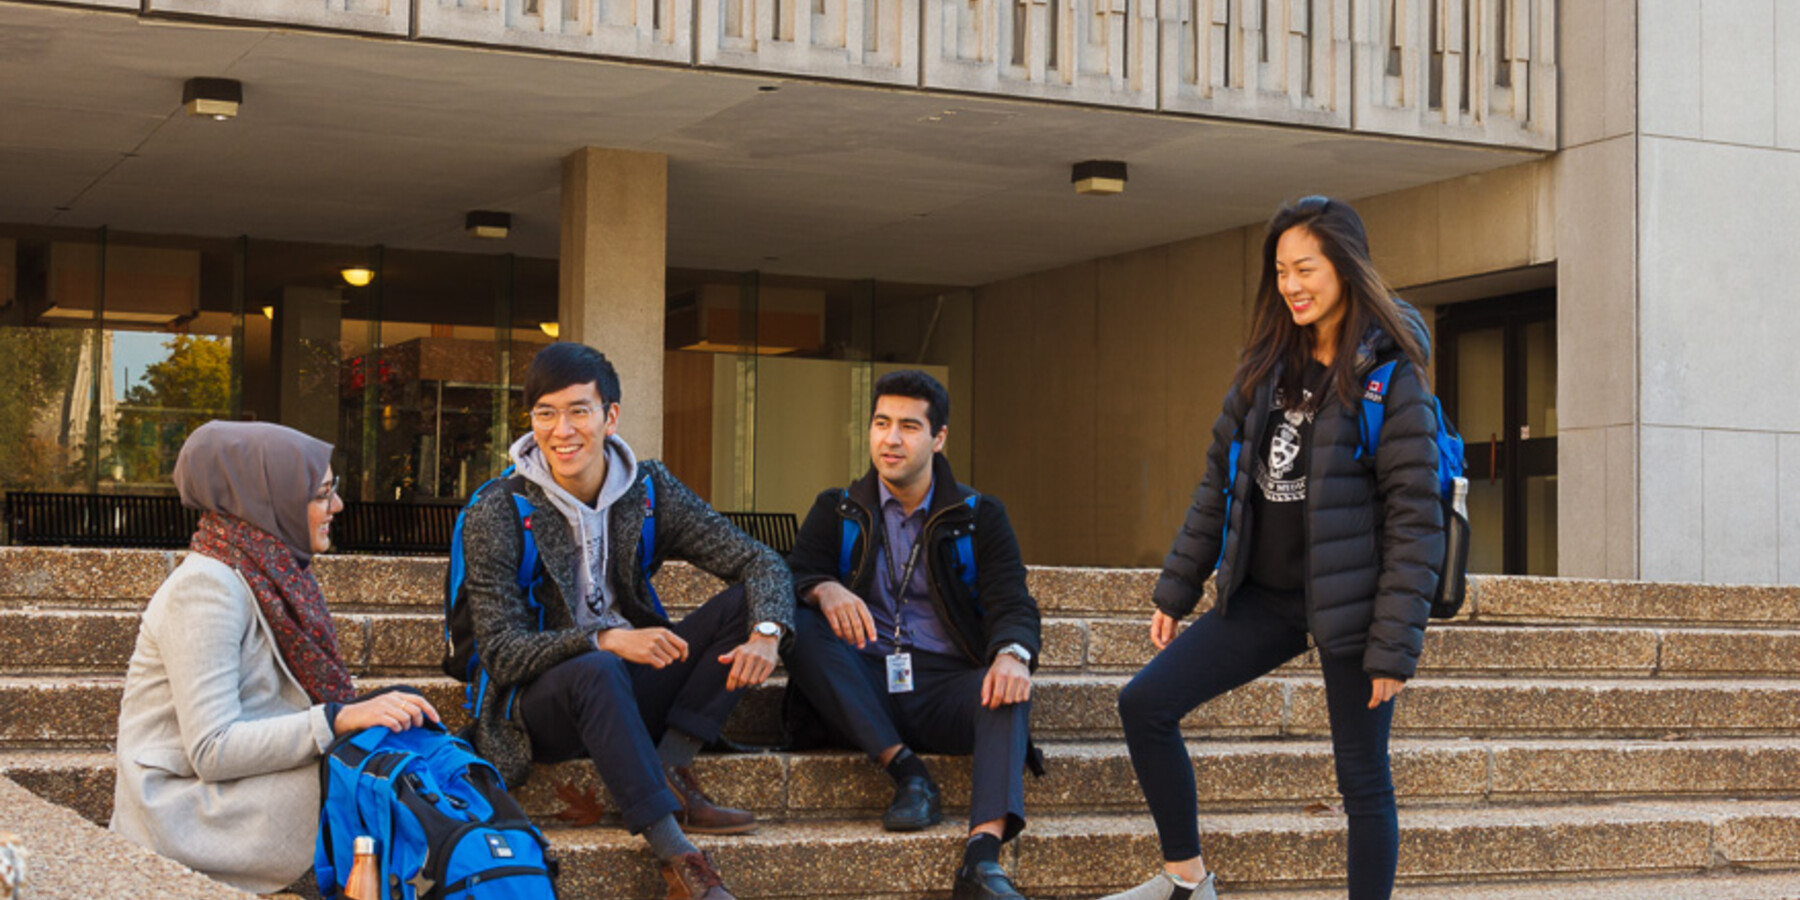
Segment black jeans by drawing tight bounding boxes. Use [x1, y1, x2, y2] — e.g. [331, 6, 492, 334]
[783, 604, 1031, 839]
[1116, 585, 1398, 900]
[516, 584, 749, 834]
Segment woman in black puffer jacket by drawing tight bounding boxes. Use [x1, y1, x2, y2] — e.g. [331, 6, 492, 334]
[1102, 197, 1445, 900]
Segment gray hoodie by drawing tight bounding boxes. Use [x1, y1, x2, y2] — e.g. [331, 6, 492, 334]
[507, 431, 638, 632]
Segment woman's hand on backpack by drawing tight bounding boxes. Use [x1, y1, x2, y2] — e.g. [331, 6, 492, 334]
[1368, 678, 1405, 709]
[335, 691, 440, 735]
[597, 626, 690, 669]
[1150, 609, 1181, 650]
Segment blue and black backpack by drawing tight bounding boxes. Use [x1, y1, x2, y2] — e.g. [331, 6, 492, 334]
[441, 469, 663, 719]
[1356, 357, 1470, 619]
[315, 696, 558, 899]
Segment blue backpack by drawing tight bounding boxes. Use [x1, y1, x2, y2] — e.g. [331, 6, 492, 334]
[1356, 357, 1470, 619]
[836, 489, 981, 604]
[442, 469, 663, 719]
[315, 710, 558, 899]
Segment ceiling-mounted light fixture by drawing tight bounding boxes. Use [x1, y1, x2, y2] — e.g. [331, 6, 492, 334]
[465, 210, 512, 240]
[340, 267, 375, 287]
[1071, 159, 1128, 196]
[539, 322, 560, 338]
[183, 77, 243, 121]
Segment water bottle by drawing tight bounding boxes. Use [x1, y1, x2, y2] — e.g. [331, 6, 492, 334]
[345, 835, 381, 900]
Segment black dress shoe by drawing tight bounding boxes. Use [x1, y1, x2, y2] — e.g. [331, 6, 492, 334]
[881, 775, 943, 831]
[952, 860, 1027, 900]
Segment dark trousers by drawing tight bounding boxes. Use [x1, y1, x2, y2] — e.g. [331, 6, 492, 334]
[1116, 586, 1398, 900]
[516, 585, 750, 834]
[783, 604, 1030, 839]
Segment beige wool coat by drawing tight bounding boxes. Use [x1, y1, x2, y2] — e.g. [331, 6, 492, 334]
[109, 553, 337, 893]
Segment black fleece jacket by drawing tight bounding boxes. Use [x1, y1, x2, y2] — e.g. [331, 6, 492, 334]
[787, 453, 1041, 669]
[1154, 304, 1445, 680]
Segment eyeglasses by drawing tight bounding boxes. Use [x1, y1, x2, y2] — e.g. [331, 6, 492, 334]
[530, 404, 599, 429]
[313, 476, 341, 504]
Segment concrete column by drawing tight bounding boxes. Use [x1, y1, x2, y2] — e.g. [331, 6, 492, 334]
[559, 147, 668, 459]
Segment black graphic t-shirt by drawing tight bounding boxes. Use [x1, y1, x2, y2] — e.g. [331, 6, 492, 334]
[1247, 361, 1328, 594]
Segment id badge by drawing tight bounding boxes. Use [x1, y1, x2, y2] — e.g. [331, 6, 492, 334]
[886, 651, 915, 694]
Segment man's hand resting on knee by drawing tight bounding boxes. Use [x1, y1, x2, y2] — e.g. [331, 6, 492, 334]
[980, 654, 1030, 709]
[809, 581, 878, 649]
[718, 632, 780, 691]
[597, 626, 689, 668]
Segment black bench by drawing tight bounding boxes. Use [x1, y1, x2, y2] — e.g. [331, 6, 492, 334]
[720, 511, 799, 557]
[4, 491, 197, 549]
[5, 490, 460, 557]
[332, 502, 461, 556]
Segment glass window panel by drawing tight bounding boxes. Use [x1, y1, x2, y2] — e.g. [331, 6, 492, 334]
[1522, 318, 1556, 439]
[1465, 473, 1504, 574]
[1454, 326, 1505, 445]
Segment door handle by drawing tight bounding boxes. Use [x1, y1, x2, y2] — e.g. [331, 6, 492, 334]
[1489, 433, 1498, 485]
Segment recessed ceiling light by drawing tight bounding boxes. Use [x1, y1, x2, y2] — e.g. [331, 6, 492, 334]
[1071, 159, 1128, 195]
[465, 210, 511, 239]
[182, 77, 242, 121]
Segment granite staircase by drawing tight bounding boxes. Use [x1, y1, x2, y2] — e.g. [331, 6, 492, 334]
[3, 547, 1800, 898]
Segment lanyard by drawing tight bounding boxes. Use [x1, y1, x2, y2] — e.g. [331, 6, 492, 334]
[882, 528, 924, 648]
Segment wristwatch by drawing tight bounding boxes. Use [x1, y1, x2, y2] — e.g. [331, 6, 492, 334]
[754, 621, 785, 639]
[996, 643, 1032, 665]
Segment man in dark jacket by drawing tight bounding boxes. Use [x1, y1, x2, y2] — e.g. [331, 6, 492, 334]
[457, 342, 793, 900]
[783, 369, 1041, 900]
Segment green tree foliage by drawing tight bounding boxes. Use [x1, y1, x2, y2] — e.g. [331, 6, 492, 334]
[112, 334, 231, 485]
[0, 327, 86, 490]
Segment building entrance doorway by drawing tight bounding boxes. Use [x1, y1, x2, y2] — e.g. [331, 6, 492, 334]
[1437, 290, 1556, 575]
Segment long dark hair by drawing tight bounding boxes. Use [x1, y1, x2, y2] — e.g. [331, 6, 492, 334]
[1233, 196, 1427, 410]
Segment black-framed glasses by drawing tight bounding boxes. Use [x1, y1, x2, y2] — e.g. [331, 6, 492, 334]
[313, 475, 341, 503]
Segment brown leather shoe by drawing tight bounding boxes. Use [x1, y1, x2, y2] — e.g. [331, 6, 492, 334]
[660, 850, 738, 900]
[665, 763, 757, 835]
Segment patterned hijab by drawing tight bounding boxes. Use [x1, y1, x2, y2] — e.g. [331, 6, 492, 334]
[173, 421, 355, 704]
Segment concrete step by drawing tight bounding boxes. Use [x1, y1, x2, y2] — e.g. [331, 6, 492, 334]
[11, 674, 1800, 748]
[1222, 871, 1800, 900]
[18, 736, 1800, 833]
[13, 604, 1800, 682]
[6, 547, 1800, 628]
[530, 799, 1800, 898]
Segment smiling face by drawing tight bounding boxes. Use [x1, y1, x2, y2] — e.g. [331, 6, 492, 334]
[1274, 226, 1347, 343]
[869, 394, 945, 496]
[529, 380, 620, 503]
[306, 468, 343, 554]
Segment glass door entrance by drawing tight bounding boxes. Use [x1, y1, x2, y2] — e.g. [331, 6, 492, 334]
[1437, 290, 1557, 575]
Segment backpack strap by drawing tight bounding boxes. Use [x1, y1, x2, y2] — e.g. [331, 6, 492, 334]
[953, 493, 980, 600]
[837, 489, 860, 581]
[1357, 359, 1401, 461]
[640, 472, 667, 618]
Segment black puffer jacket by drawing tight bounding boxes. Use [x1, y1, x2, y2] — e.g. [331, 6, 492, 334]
[1153, 304, 1444, 680]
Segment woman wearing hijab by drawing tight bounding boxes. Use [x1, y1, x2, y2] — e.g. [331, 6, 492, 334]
[110, 421, 439, 893]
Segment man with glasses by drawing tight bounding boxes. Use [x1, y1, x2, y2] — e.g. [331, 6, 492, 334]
[781, 369, 1041, 900]
[455, 342, 792, 900]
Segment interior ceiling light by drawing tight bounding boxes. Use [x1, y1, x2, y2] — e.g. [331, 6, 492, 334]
[1072, 159, 1128, 196]
[340, 267, 375, 287]
[183, 77, 242, 121]
[465, 210, 512, 240]
[539, 322, 560, 338]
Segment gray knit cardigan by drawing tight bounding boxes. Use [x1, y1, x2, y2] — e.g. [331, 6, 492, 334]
[458, 458, 794, 787]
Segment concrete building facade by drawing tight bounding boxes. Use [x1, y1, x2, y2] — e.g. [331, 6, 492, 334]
[1, 0, 1795, 584]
